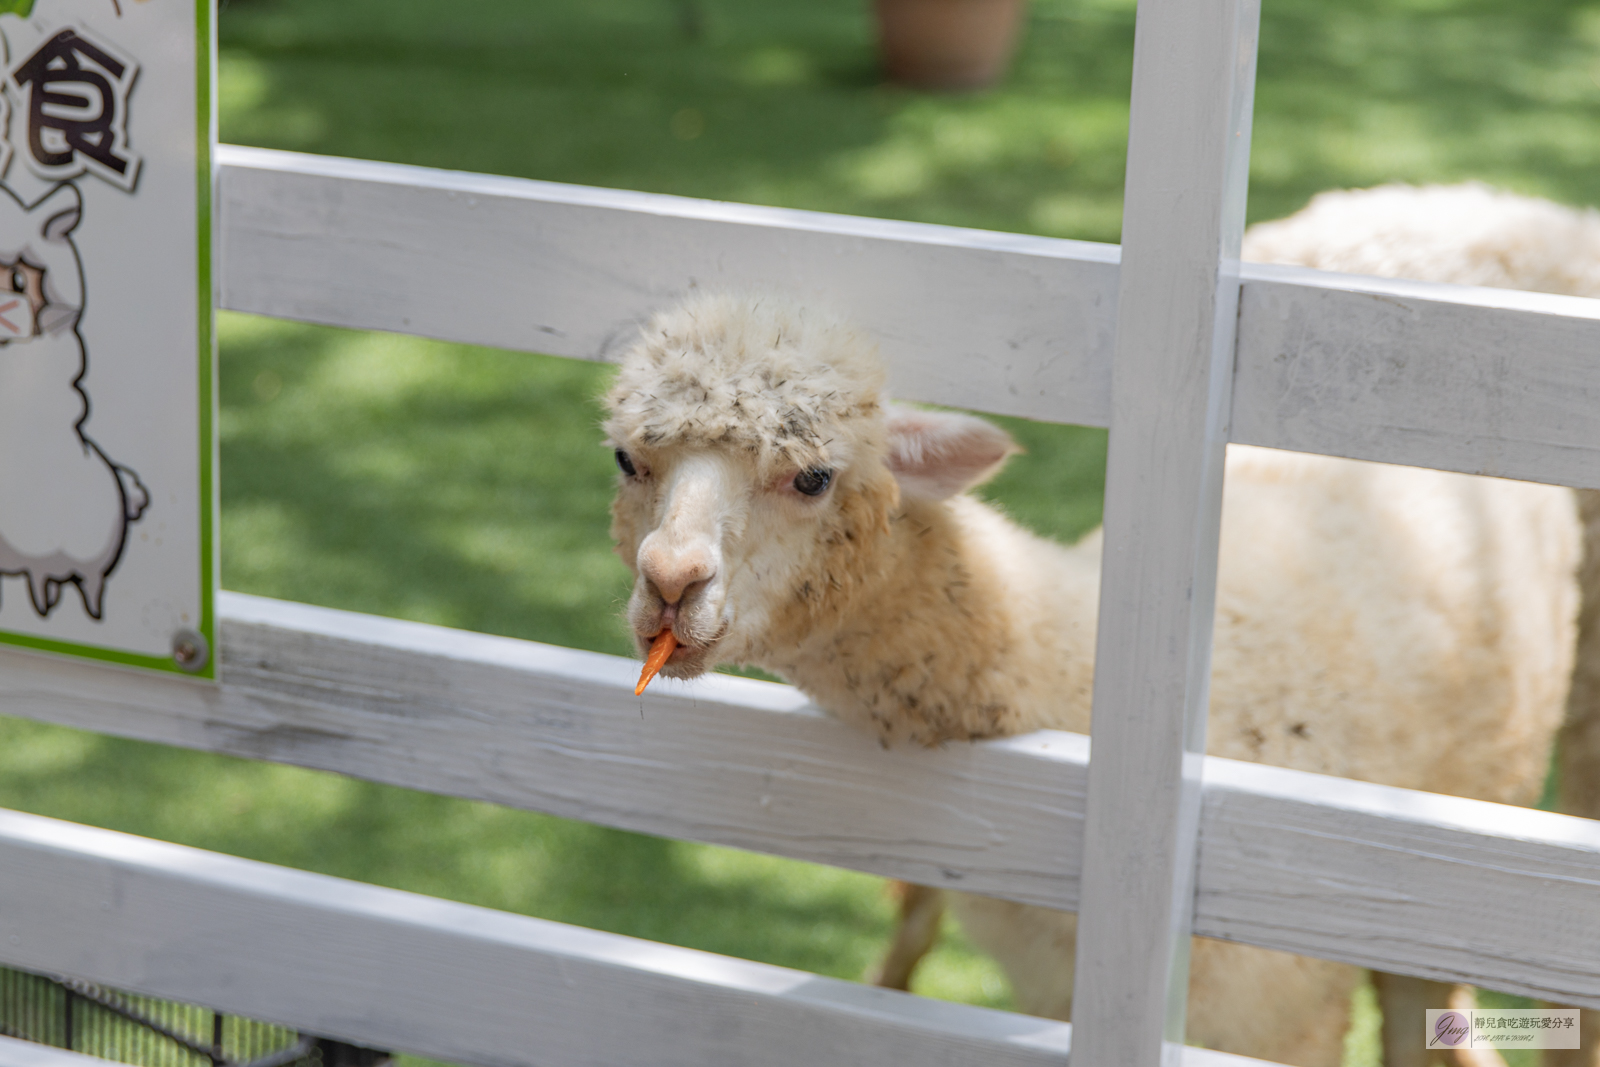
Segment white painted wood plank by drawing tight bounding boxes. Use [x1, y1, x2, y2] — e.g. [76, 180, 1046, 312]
[0, 1037, 117, 1067]
[1072, 0, 1261, 1061]
[3, 594, 1599, 1003]
[1194, 757, 1600, 1009]
[1234, 263, 1600, 490]
[0, 591, 1089, 911]
[216, 145, 1120, 430]
[0, 809, 1079, 1067]
[217, 147, 1600, 489]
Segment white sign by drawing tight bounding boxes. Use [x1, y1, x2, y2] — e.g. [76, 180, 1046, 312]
[0, 0, 213, 678]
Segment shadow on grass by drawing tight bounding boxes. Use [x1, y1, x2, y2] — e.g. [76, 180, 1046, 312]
[221, 0, 1600, 250]
[219, 314, 636, 654]
[1253, 0, 1600, 221]
[217, 0, 1136, 242]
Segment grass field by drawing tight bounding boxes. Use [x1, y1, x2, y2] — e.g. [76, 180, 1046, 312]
[2, 0, 1595, 1060]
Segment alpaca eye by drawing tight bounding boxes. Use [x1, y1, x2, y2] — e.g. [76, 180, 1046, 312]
[793, 467, 832, 496]
[10, 269, 24, 293]
[615, 450, 638, 477]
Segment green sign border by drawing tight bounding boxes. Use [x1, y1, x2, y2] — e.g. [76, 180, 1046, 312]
[0, 0, 217, 681]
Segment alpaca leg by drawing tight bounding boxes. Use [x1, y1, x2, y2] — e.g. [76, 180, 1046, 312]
[947, 894, 1078, 1018]
[1559, 489, 1600, 824]
[1444, 985, 1508, 1067]
[1537, 1005, 1600, 1067]
[1185, 938, 1358, 1067]
[1544, 489, 1600, 1067]
[1374, 972, 1451, 1067]
[868, 881, 945, 990]
[24, 569, 59, 617]
[1374, 974, 1510, 1067]
[76, 570, 105, 620]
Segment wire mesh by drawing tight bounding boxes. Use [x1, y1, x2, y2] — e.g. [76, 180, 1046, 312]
[0, 965, 390, 1067]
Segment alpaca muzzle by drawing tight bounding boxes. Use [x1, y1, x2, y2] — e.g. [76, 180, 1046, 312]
[0, 294, 36, 341]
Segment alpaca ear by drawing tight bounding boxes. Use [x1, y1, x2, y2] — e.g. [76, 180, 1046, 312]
[885, 404, 1019, 500]
[34, 183, 80, 242]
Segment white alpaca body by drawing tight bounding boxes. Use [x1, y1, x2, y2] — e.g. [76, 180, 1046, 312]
[1242, 182, 1600, 297]
[955, 186, 1599, 1066]
[946, 450, 1576, 1067]
[0, 183, 145, 620]
[0, 330, 128, 564]
[604, 184, 1591, 1064]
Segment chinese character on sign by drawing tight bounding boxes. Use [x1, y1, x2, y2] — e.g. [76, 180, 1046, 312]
[9, 26, 139, 190]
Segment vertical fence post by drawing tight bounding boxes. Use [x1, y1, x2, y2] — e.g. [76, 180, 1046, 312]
[1069, 0, 1260, 1064]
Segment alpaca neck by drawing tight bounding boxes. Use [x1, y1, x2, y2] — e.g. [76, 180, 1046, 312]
[758, 489, 1048, 745]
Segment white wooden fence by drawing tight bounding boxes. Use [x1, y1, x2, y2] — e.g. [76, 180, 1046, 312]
[5, 1, 1600, 1064]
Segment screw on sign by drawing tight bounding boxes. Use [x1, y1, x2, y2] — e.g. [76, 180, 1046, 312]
[170, 628, 208, 674]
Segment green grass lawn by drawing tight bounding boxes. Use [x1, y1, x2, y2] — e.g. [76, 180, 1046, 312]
[3, 0, 1596, 1060]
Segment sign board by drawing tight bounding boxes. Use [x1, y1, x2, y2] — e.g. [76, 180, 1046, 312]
[0, 0, 214, 678]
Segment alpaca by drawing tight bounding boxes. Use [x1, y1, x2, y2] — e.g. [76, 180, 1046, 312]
[0, 181, 147, 620]
[1242, 182, 1600, 1067]
[603, 283, 1580, 1067]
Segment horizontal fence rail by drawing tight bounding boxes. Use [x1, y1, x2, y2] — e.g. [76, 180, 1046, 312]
[217, 145, 1122, 431]
[0, 1035, 126, 1067]
[1232, 268, 1600, 489]
[2, 594, 1599, 1007]
[0, 810, 1075, 1067]
[0, 809, 1295, 1067]
[218, 145, 1600, 490]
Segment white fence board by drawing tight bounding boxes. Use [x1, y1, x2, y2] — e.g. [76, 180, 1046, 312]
[1197, 759, 1600, 1008]
[1234, 265, 1600, 490]
[2, 594, 1599, 1003]
[3, 592, 1089, 911]
[217, 146, 1600, 488]
[0, 1037, 119, 1067]
[0, 809, 1080, 1067]
[217, 145, 1120, 430]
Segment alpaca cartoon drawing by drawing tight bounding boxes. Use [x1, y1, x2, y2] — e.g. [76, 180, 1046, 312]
[0, 181, 147, 620]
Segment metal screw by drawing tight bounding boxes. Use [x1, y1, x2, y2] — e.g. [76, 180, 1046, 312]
[171, 628, 210, 673]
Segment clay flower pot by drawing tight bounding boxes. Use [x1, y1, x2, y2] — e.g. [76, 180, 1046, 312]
[875, 0, 1028, 91]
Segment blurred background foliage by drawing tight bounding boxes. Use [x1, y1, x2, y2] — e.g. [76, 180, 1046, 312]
[2, 0, 1596, 1060]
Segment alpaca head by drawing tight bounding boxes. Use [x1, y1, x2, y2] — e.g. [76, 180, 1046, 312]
[0, 182, 82, 341]
[603, 293, 1017, 682]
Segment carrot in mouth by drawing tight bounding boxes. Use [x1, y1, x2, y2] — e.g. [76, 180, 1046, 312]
[635, 629, 679, 695]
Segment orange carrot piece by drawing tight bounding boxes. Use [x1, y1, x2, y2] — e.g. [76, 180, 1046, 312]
[635, 629, 679, 695]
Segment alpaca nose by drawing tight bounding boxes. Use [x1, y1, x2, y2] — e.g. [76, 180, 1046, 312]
[641, 546, 716, 605]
